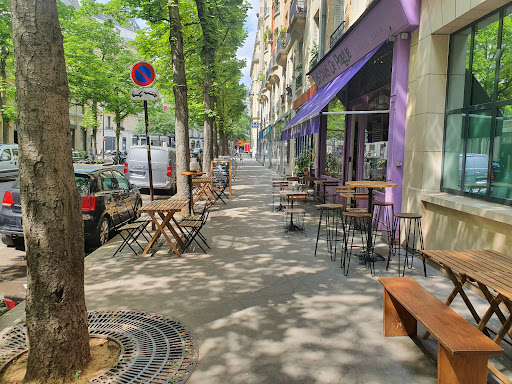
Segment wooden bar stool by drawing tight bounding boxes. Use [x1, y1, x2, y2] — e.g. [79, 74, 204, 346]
[390, 212, 426, 277]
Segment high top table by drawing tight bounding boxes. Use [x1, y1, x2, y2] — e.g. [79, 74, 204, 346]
[280, 189, 309, 231]
[345, 180, 397, 261]
[182, 171, 205, 213]
[314, 179, 340, 203]
[138, 198, 189, 258]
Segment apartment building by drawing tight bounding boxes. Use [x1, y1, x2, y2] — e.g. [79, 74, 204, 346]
[251, 0, 512, 252]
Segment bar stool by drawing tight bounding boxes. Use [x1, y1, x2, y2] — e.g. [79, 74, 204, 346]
[342, 211, 373, 276]
[314, 203, 345, 261]
[372, 200, 394, 247]
[390, 212, 426, 277]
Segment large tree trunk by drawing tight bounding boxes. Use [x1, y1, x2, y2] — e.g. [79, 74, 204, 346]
[10, 1, 90, 382]
[168, 1, 190, 205]
[0, 50, 9, 144]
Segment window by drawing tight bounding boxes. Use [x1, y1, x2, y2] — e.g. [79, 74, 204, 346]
[1, 149, 11, 161]
[100, 171, 117, 191]
[443, 5, 512, 205]
[325, 98, 345, 178]
[113, 171, 130, 190]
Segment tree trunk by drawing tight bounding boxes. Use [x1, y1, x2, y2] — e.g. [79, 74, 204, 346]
[212, 119, 218, 158]
[115, 108, 121, 153]
[10, 1, 90, 382]
[0, 50, 9, 144]
[92, 102, 98, 159]
[168, 2, 190, 206]
[195, 0, 216, 176]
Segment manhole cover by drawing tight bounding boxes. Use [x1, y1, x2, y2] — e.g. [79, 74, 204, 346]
[0, 310, 199, 383]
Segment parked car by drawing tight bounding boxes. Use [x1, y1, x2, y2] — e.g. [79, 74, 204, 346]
[72, 149, 89, 163]
[124, 146, 177, 193]
[0, 144, 19, 180]
[460, 153, 489, 190]
[0, 166, 142, 249]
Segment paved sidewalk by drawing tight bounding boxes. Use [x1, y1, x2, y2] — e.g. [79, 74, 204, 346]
[1, 158, 507, 383]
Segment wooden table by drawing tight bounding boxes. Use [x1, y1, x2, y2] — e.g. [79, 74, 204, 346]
[280, 190, 309, 231]
[345, 180, 397, 260]
[138, 199, 189, 258]
[182, 171, 205, 213]
[192, 176, 216, 205]
[422, 249, 512, 383]
[314, 179, 339, 203]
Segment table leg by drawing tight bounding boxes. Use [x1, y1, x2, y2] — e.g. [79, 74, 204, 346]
[141, 213, 165, 258]
[157, 212, 184, 253]
[188, 176, 193, 214]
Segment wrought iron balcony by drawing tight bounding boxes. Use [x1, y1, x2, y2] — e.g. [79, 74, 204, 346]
[289, 0, 306, 39]
[295, 73, 303, 89]
[330, 21, 345, 49]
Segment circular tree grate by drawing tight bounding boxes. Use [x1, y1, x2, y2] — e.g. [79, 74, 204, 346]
[0, 310, 199, 383]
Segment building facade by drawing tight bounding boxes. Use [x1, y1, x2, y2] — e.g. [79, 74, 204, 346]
[250, 0, 512, 252]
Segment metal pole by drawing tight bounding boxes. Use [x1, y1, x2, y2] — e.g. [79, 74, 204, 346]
[144, 100, 154, 201]
[102, 113, 105, 160]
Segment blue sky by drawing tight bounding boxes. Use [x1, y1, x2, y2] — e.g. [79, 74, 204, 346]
[238, 0, 259, 90]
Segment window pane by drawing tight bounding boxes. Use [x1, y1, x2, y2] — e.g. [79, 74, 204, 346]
[447, 28, 471, 110]
[498, 7, 512, 101]
[471, 14, 499, 105]
[464, 110, 492, 194]
[491, 105, 512, 198]
[325, 98, 345, 178]
[442, 114, 465, 190]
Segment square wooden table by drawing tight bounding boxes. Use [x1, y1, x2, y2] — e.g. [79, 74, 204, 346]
[138, 199, 189, 258]
[192, 176, 216, 205]
[422, 249, 512, 383]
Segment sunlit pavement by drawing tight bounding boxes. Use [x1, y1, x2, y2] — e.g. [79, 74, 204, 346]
[1, 157, 508, 383]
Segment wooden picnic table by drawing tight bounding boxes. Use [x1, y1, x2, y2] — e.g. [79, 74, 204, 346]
[138, 199, 189, 258]
[422, 249, 512, 383]
[192, 176, 216, 205]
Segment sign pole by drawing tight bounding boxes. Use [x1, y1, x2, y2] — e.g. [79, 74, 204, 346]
[144, 100, 154, 201]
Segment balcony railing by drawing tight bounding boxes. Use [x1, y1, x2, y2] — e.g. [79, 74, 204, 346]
[274, 1, 280, 14]
[330, 21, 345, 48]
[289, 0, 306, 24]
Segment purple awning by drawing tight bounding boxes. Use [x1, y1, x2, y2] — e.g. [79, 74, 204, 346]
[281, 43, 383, 141]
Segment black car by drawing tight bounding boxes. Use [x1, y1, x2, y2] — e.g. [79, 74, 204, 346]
[0, 167, 142, 249]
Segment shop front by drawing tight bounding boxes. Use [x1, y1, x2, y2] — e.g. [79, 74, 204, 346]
[282, 0, 420, 211]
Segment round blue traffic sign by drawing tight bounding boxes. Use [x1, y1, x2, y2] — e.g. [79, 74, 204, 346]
[131, 62, 156, 87]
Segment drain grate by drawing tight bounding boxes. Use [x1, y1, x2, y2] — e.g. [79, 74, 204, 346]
[0, 310, 199, 383]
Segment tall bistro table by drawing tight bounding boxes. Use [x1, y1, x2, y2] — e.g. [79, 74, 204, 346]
[422, 249, 512, 384]
[345, 180, 397, 260]
[138, 199, 189, 258]
[182, 171, 205, 214]
[280, 190, 309, 231]
[314, 179, 340, 203]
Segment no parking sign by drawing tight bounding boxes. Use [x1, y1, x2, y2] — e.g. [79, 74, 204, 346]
[130, 62, 156, 87]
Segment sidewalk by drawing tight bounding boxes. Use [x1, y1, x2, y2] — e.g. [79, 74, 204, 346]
[0, 158, 506, 383]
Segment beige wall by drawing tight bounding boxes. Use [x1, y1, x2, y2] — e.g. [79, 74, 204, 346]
[404, 0, 512, 252]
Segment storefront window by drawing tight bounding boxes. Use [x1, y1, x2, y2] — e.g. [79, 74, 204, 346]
[443, 5, 512, 205]
[364, 87, 390, 182]
[325, 98, 345, 178]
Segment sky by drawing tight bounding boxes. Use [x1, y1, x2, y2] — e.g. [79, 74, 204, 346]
[237, 0, 259, 90]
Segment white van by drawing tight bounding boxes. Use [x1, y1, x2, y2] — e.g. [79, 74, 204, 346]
[124, 146, 176, 193]
[0, 144, 19, 180]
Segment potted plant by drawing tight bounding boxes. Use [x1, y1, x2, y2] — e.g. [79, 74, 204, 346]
[325, 153, 338, 177]
[294, 149, 313, 176]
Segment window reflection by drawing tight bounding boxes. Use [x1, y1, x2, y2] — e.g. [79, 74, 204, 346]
[447, 28, 471, 110]
[471, 14, 499, 105]
[491, 106, 512, 198]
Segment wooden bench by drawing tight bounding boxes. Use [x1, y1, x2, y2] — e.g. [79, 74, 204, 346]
[378, 277, 503, 384]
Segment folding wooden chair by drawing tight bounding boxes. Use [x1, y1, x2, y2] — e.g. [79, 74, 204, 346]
[112, 216, 152, 257]
[180, 204, 210, 253]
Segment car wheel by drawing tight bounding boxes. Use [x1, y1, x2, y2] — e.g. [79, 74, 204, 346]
[1, 234, 17, 247]
[95, 217, 110, 247]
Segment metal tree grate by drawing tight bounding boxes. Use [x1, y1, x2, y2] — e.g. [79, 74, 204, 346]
[0, 310, 199, 383]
